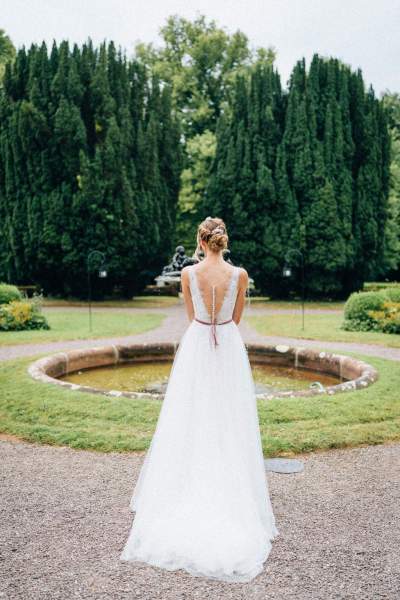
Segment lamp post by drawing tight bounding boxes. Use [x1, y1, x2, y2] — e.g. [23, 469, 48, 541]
[87, 250, 107, 332]
[282, 248, 305, 330]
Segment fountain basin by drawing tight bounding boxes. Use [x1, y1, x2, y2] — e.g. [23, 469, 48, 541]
[28, 342, 378, 400]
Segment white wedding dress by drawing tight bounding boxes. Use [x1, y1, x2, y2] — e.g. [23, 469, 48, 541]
[120, 264, 279, 582]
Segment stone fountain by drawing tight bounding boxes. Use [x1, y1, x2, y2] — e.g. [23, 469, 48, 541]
[28, 342, 378, 401]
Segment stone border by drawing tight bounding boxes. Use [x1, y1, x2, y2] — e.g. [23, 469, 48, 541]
[27, 342, 379, 400]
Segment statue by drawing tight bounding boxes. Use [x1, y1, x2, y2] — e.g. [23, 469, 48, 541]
[154, 246, 193, 291]
[162, 246, 190, 274]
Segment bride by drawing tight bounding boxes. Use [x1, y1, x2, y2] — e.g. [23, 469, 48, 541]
[120, 216, 279, 582]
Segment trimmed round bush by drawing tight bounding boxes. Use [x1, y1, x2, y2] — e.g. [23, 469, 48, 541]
[344, 291, 386, 320]
[342, 291, 386, 332]
[0, 283, 22, 304]
[343, 289, 400, 334]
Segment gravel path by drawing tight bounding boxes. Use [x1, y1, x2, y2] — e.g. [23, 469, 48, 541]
[1, 302, 399, 362]
[1, 437, 399, 599]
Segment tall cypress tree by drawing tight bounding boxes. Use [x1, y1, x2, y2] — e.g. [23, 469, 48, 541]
[207, 54, 390, 297]
[205, 65, 292, 293]
[0, 41, 181, 296]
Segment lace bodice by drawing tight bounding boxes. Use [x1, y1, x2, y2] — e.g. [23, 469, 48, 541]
[188, 265, 240, 323]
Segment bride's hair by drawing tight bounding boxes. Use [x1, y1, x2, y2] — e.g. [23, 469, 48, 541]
[194, 217, 229, 259]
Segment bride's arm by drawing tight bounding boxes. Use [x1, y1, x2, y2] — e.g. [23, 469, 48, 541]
[181, 266, 194, 322]
[232, 268, 249, 325]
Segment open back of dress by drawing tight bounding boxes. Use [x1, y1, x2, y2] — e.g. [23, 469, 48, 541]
[189, 265, 240, 324]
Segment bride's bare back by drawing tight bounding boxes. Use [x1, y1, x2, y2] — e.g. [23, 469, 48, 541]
[181, 261, 248, 325]
[193, 263, 237, 321]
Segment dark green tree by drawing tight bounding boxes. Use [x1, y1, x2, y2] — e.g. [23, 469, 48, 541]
[0, 41, 181, 297]
[207, 54, 391, 298]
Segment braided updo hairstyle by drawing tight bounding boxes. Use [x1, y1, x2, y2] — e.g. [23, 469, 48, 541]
[195, 216, 229, 259]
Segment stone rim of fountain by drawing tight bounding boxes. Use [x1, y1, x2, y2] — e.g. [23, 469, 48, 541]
[27, 342, 379, 400]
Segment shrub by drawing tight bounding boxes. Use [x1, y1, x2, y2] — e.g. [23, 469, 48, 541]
[363, 281, 400, 292]
[0, 295, 50, 331]
[384, 287, 400, 303]
[342, 289, 400, 334]
[368, 302, 400, 334]
[0, 283, 23, 304]
[342, 291, 386, 332]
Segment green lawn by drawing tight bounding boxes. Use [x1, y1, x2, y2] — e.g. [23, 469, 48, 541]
[0, 352, 398, 457]
[249, 298, 345, 310]
[0, 310, 165, 346]
[247, 311, 400, 348]
[43, 296, 344, 310]
[43, 296, 179, 308]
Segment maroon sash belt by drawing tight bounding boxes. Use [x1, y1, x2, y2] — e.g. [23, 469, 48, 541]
[194, 317, 233, 348]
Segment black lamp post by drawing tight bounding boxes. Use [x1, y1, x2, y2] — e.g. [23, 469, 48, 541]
[282, 248, 305, 330]
[87, 250, 107, 332]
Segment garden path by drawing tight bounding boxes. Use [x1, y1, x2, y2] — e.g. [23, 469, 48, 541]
[0, 302, 399, 362]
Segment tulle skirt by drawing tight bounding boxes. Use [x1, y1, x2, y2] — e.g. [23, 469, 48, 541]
[120, 319, 279, 582]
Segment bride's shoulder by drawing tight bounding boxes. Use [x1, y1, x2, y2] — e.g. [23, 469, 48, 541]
[235, 266, 249, 286]
[181, 264, 195, 273]
[235, 265, 247, 275]
[181, 264, 194, 281]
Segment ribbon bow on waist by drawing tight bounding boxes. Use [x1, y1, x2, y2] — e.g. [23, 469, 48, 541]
[194, 317, 233, 347]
